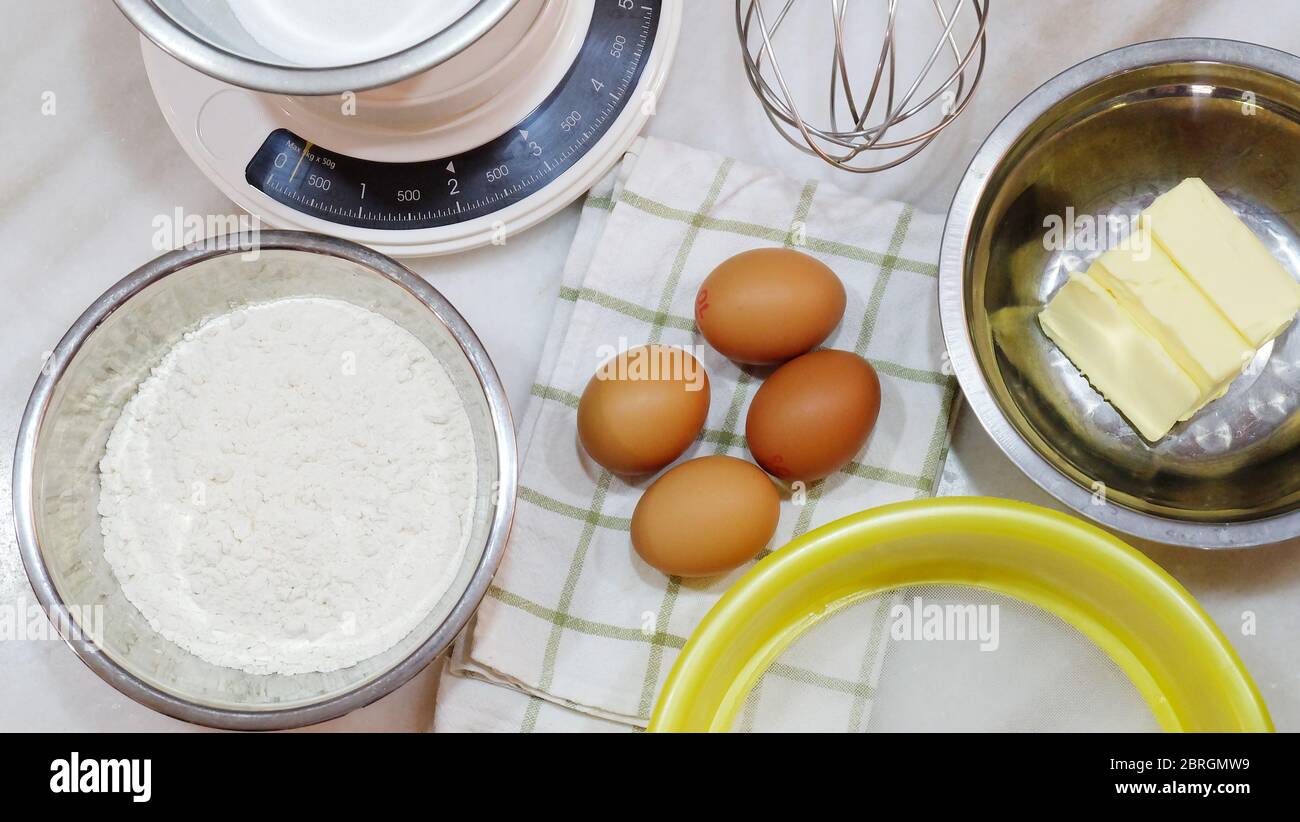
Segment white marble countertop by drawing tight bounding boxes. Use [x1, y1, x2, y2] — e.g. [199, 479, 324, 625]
[2, 0, 1297, 731]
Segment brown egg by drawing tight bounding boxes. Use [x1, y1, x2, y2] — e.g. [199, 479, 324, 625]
[746, 350, 881, 482]
[577, 344, 710, 475]
[695, 248, 846, 365]
[631, 456, 780, 577]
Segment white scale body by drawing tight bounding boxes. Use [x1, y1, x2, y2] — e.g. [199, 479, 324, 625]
[143, 0, 680, 256]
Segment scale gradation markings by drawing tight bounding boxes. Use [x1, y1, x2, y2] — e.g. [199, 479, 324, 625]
[244, 0, 663, 231]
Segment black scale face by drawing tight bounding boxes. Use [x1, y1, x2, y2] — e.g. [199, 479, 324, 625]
[245, 0, 662, 230]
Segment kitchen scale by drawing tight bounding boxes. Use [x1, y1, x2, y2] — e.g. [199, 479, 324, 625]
[120, 0, 680, 256]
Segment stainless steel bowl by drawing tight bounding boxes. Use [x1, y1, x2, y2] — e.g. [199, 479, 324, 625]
[940, 38, 1300, 548]
[112, 0, 519, 95]
[12, 231, 516, 728]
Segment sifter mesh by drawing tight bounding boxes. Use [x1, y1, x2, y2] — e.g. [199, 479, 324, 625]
[732, 584, 1159, 732]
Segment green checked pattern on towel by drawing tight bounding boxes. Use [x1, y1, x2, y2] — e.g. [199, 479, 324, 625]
[441, 137, 958, 732]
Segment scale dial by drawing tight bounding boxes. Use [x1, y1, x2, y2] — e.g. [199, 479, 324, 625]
[244, 0, 664, 237]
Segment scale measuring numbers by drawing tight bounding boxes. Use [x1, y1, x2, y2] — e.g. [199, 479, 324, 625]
[144, 1, 679, 256]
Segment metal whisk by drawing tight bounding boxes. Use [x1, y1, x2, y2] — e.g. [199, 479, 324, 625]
[738, 0, 989, 173]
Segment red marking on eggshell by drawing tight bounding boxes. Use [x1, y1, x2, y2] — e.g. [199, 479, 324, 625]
[695, 288, 709, 316]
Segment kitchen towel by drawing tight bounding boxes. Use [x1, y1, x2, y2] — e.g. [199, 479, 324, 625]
[437, 136, 958, 731]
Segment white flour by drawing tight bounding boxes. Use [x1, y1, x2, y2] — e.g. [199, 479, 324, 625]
[98, 297, 477, 675]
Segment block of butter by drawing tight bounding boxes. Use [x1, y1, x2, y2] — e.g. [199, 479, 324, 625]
[1040, 178, 1300, 441]
[1039, 273, 1201, 441]
[1145, 177, 1300, 346]
[1088, 230, 1253, 406]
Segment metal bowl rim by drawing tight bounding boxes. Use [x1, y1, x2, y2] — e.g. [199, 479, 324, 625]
[112, 0, 520, 95]
[939, 37, 1300, 548]
[11, 230, 517, 729]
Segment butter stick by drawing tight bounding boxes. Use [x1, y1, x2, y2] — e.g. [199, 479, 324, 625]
[1145, 177, 1300, 347]
[1089, 231, 1252, 407]
[1039, 274, 1201, 441]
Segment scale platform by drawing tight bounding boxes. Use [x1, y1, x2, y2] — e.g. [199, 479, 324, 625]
[142, 0, 679, 256]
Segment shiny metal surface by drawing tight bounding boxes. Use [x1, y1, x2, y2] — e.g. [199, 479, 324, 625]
[737, 0, 988, 173]
[112, 0, 519, 95]
[12, 232, 516, 729]
[940, 38, 1300, 548]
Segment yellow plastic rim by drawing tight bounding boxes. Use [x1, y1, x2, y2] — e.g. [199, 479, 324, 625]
[649, 497, 1272, 732]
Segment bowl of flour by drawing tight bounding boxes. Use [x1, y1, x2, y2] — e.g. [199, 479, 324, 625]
[13, 231, 515, 729]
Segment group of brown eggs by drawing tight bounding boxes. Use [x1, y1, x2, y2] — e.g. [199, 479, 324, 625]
[576, 248, 883, 578]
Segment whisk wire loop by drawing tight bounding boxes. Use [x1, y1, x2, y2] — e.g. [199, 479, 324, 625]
[738, 0, 989, 173]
